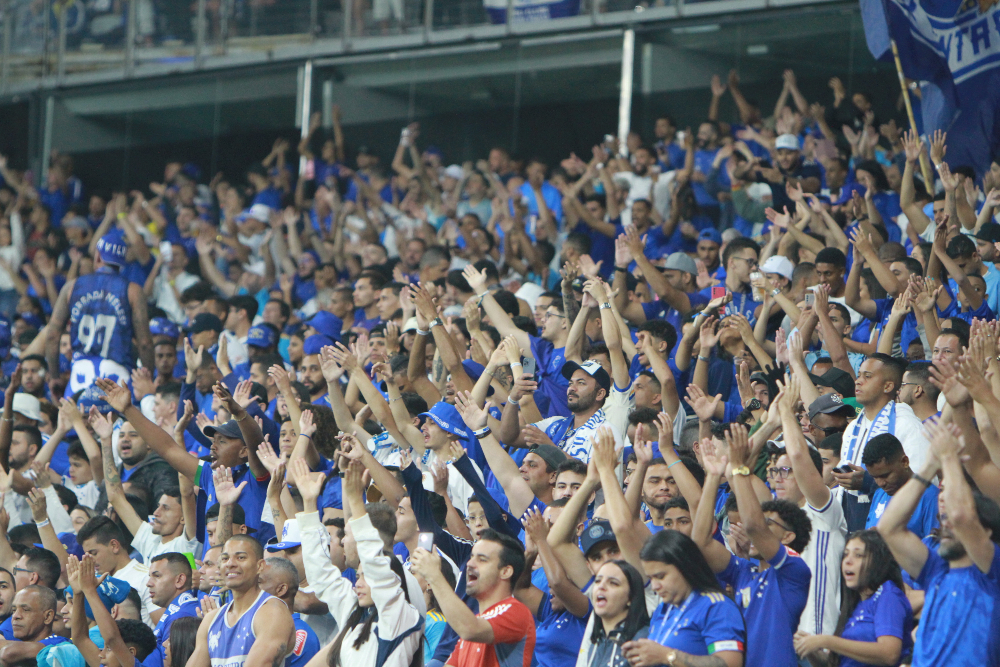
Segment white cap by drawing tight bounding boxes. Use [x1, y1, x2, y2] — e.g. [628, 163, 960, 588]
[247, 203, 272, 222]
[12, 394, 41, 422]
[402, 317, 419, 334]
[265, 518, 302, 551]
[760, 255, 795, 281]
[774, 134, 800, 151]
[444, 164, 464, 180]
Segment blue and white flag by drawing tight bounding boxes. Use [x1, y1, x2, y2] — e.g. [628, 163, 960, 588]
[860, 0, 1000, 176]
[483, 0, 579, 23]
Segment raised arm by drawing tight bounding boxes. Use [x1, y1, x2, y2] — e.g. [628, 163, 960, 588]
[463, 265, 531, 352]
[593, 425, 650, 577]
[94, 378, 200, 481]
[692, 444, 736, 573]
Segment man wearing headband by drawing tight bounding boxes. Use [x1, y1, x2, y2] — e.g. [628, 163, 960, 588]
[45, 231, 154, 396]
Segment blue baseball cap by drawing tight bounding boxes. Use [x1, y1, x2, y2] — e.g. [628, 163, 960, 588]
[303, 334, 334, 356]
[697, 228, 722, 245]
[95, 232, 128, 267]
[305, 311, 342, 341]
[418, 401, 470, 440]
[460, 360, 495, 397]
[247, 325, 277, 348]
[150, 317, 180, 340]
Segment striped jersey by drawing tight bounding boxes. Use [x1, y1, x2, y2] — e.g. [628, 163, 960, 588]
[800, 493, 847, 636]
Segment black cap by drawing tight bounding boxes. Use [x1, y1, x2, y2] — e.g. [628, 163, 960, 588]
[204, 419, 243, 440]
[580, 520, 617, 557]
[186, 313, 224, 335]
[807, 393, 855, 422]
[815, 368, 855, 398]
[975, 222, 1000, 244]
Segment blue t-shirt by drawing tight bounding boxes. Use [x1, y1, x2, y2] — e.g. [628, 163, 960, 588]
[352, 309, 381, 332]
[700, 286, 760, 325]
[718, 545, 811, 667]
[196, 462, 275, 549]
[839, 580, 913, 667]
[872, 298, 920, 355]
[287, 614, 320, 667]
[533, 593, 589, 667]
[648, 590, 745, 657]
[642, 292, 709, 344]
[866, 484, 939, 539]
[529, 335, 569, 419]
[912, 543, 1000, 666]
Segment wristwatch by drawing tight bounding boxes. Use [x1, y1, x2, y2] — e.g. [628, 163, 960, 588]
[771, 288, 781, 297]
[599, 302, 612, 310]
[428, 317, 443, 329]
[665, 650, 678, 666]
[731, 465, 751, 477]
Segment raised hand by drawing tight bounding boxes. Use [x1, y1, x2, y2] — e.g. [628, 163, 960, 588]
[233, 380, 254, 409]
[213, 466, 248, 505]
[684, 384, 722, 423]
[929, 129, 947, 165]
[592, 425, 618, 473]
[27, 487, 48, 523]
[578, 255, 603, 280]
[131, 367, 156, 399]
[701, 438, 728, 477]
[95, 378, 132, 413]
[521, 424, 556, 448]
[256, 442, 286, 475]
[462, 265, 489, 295]
[698, 316, 722, 350]
[430, 461, 449, 496]
[521, 506, 549, 544]
[298, 409, 317, 438]
[89, 406, 115, 440]
[454, 390, 488, 429]
[213, 381, 245, 418]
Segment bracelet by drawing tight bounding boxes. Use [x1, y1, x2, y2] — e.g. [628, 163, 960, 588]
[389, 397, 402, 403]
[697, 355, 710, 362]
[298, 433, 312, 439]
[416, 328, 430, 336]
[473, 426, 492, 439]
[666, 459, 682, 470]
[614, 266, 628, 273]
[912, 473, 933, 487]
[1, 417, 11, 423]
[36, 519, 50, 528]
[236, 412, 250, 422]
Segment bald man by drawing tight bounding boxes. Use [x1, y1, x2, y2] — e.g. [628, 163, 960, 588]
[259, 558, 319, 667]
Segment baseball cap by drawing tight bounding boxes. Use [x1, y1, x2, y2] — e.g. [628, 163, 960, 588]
[247, 325, 277, 348]
[247, 203, 271, 222]
[418, 402, 470, 440]
[775, 134, 800, 151]
[305, 312, 343, 341]
[663, 252, 698, 277]
[528, 444, 568, 471]
[815, 368, 856, 398]
[807, 393, 856, 422]
[12, 394, 41, 422]
[749, 371, 770, 385]
[186, 313, 224, 335]
[760, 255, 795, 281]
[265, 518, 302, 552]
[561, 360, 611, 393]
[95, 232, 128, 267]
[203, 419, 243, 439]
[303, 334, 335, 356]
[401, 317, 419, 334]
[698, 228, 722, 245]
[150, 317, 180, 340]
[77, 383, 114, 415]
[580, 520, 618, 557]
[975, 222, 1000, 244]
[444, 164, 464, 180]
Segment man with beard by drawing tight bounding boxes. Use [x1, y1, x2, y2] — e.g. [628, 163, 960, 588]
[90, 412, 177, 517]
[102, 409, 199, 562]
[502, 360, 620, 463]
[878, 421, 1000, 666]
[145, 553, 200, 667]
[299, 336, 331, 405]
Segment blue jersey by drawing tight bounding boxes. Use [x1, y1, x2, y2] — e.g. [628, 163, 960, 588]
[648, 591, 746, 658]
[206, 591, 278, 667]
[287, 615, 320, 667]
[69, 269, 134, 368]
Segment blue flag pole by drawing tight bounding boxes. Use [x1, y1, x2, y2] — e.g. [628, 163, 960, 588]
[890, 38, 935, 189]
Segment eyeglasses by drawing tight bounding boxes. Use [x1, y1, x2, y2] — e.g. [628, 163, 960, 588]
[767, 466, 793, 479]
[733, 257, 759, 268]
[545, 312, 566, 319]
[809, 424, 843, 435]
[899, 382, 920, 387]
[12, 567, 32, 575]
[765, 516, 793, 532]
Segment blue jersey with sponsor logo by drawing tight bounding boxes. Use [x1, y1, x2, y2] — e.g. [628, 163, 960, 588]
[69, 270, 134, 368]
[207, 591, 278, 667]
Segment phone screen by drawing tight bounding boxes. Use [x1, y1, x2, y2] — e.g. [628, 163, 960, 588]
[417, 532, 434, 552]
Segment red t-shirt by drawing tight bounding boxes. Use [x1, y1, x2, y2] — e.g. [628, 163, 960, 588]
[447, 597, 536, 667]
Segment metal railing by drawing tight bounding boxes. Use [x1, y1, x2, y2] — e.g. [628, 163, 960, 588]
[0, 0, 845, 93]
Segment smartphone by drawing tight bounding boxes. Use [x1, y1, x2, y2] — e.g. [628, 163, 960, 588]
[159, 241, 173, 263]
[711, 286, 727, 317]
[417, 532, 434, 552]
[834, 465, 852, 474]
[521, 357, 536, 377]
[804, 292, 816, 308]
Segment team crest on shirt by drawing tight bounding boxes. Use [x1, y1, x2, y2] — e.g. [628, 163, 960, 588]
[209, 631, 220, 651]
[293, 630, 308, 656]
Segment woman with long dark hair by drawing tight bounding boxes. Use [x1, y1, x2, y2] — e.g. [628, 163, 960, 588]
[623, 530, 745, 667]
[574, 559, 650, 667]
[794, 530, 913, 667]
[164, 616, 200, 667]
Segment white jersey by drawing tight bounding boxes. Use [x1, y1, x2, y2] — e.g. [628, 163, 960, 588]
[799, 493, 848, 637]
[131, 521, 203, 562]
[114, 558, 159, 628]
